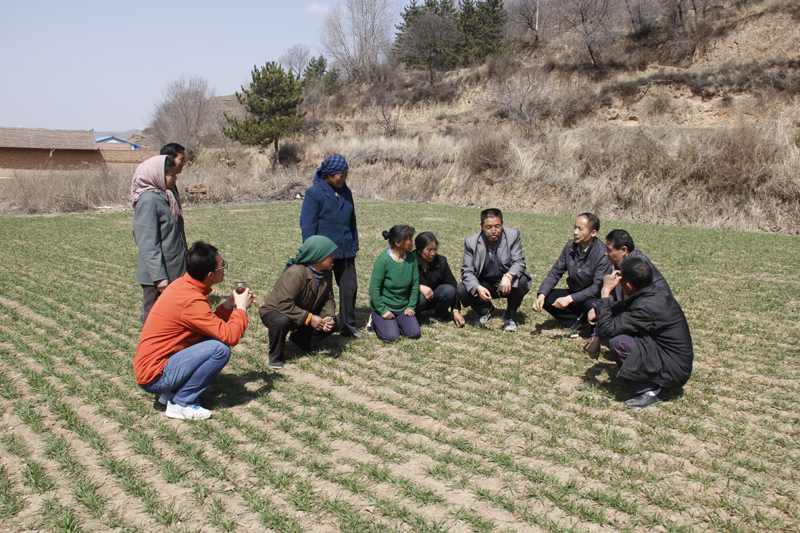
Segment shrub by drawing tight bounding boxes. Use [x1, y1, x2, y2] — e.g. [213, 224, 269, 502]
[1, 165, 130, 214]
[461, 127, 512, 176]
[278, 141, 304, 166]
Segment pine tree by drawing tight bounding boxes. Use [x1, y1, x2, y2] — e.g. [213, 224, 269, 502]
[303, 55, 327, 82]
[456, 0, 505, 63]
[395, 0, 462, 81]
[223, 62, 304, 167]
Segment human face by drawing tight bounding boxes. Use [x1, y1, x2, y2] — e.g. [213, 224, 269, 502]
[165, 171, 177, 190]
[325, 170, 348, 189]
[419, 242, 438, 263]
[481, 216, 503, 245]
[318, 253, 335, 271]
[605, 241, 628, 266]
[174, 152, 186, 174]
[400, 236, 414, 253]
[207, 254, 226, 286]
[573, 216, 597, 248]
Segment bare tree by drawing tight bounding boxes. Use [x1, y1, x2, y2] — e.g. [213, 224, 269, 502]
[508, 0, 542, 42]
[148, 76, 215, 155]
[279, 44, 311, 78]
[552, 0, 619, 67]
[320, 0, 396, 81]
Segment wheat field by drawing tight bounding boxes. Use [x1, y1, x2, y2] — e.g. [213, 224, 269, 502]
[0, 201, 798, 532]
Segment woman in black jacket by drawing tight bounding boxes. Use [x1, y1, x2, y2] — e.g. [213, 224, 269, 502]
[414, 232, 465, 327]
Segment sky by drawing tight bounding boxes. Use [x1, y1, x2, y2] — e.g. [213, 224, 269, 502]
[0, 1, 343, 132]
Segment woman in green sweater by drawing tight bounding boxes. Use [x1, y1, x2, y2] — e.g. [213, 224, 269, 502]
[369, 225, 421, 341]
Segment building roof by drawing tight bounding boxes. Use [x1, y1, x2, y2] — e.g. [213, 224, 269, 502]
[0, 128, 98, 150]
[95, 136, 142, 149]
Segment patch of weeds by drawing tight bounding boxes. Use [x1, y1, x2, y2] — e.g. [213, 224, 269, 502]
[41, 497, 82, 533]
[22, 460, 55, 493]
[73, 477, 107, 518]
[0, 465, 26, 518]
[452, 506, 496, 533]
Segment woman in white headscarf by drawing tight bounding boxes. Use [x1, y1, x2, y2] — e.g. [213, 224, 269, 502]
[131, 154, 187, 324]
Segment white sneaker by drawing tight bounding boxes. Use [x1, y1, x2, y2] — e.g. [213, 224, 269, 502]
[158, 392, 174, 406]
[165, 401, 211, 420]
[366, 315, 374, 334]
[503, 319, 517, 332]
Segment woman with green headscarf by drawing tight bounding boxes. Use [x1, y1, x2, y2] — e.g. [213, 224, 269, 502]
[258, 236, 339, 369]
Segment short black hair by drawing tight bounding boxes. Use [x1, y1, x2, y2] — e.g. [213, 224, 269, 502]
[578, 212, 600, 232]
[619, 256, 653, 291]
[187, 241, 219, 281]
[382, 225, 415, 248]
[160, 143, 185, 158]
[414, 231, 438, 252]
[605, 229, 635, 252]
[164, 155, 176, 176]
[481, 208, 503, 224]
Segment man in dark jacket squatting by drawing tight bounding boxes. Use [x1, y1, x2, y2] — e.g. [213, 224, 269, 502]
[594, 256, 694, 409]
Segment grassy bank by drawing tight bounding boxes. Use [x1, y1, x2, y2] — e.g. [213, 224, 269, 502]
[0, 201, 798, 532]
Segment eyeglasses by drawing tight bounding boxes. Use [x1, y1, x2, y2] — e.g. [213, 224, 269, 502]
[213, 259, 229, 273]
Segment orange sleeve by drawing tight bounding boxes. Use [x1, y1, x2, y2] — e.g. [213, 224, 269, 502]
[181, 296, 248, 347]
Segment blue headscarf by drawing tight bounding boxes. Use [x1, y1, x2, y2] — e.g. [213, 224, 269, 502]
[313, 154, 349, 184]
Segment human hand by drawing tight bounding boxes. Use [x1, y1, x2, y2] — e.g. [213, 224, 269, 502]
[233, 288, 254, 310]
[382, 310, 395, 320]
[156, 279, 169, 292]
[404, 308, 415, 317]
[453, 310, 465, 328]
[499, 276, 512, 296]
[601, 271, 621, 298]
[553, 295, 573, 309]
[587, 308, 597, 325]
[419, 285, 434, 301]
[322, 316, 334, 332]
[532, 294, 545, 312]
[310, 315, 329, 331]
[477, 286, 492, 302]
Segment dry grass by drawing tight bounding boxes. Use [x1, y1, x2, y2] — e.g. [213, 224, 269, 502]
[0, 166, 130, 214]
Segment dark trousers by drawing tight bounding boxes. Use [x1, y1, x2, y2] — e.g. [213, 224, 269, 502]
[608, 334, 659, 395]
[457, 280, 529, 322]
[370, 309, 420, 342]
[141, 284, 161, 325]
[542, 288, 598, 328]
[417, 284, 458, 321]
[260, 310, 337, 364]
[333, 257, 358, 335]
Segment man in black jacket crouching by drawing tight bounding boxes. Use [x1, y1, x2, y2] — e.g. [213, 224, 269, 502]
[594, 256, 694, 408]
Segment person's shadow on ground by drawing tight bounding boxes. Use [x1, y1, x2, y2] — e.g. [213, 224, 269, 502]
[208, 371, 285, 408]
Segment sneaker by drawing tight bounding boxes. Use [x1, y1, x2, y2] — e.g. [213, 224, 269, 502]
[165, 401, 211, 420]
[269, 360, 285, 369]
[474, 304, 495, 327]
[502, 319, 517, 332]
[365, 315, 374, 334]
[158, 392, 174, 406]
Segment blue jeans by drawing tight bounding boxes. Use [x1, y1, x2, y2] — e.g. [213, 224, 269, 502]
[141, 338, 231, 407]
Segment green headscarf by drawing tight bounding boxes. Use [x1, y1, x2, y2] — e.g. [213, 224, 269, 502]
[284, 236, 338, 271]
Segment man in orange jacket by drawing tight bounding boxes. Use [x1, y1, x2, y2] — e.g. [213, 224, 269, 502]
[133, 241, 254, 420]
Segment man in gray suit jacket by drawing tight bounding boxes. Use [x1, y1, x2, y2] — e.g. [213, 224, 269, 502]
[457, 209, 531, 332]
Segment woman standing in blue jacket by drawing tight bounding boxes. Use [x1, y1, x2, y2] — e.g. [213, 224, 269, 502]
[299, 154, 361, 338]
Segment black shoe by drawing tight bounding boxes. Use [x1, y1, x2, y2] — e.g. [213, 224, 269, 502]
[269, 360, 285, 369]
[564, 313, 585, 331]
[623, 391, 662, 408]
[341, 330, 363, 339]
[153, 396, 166, 412]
